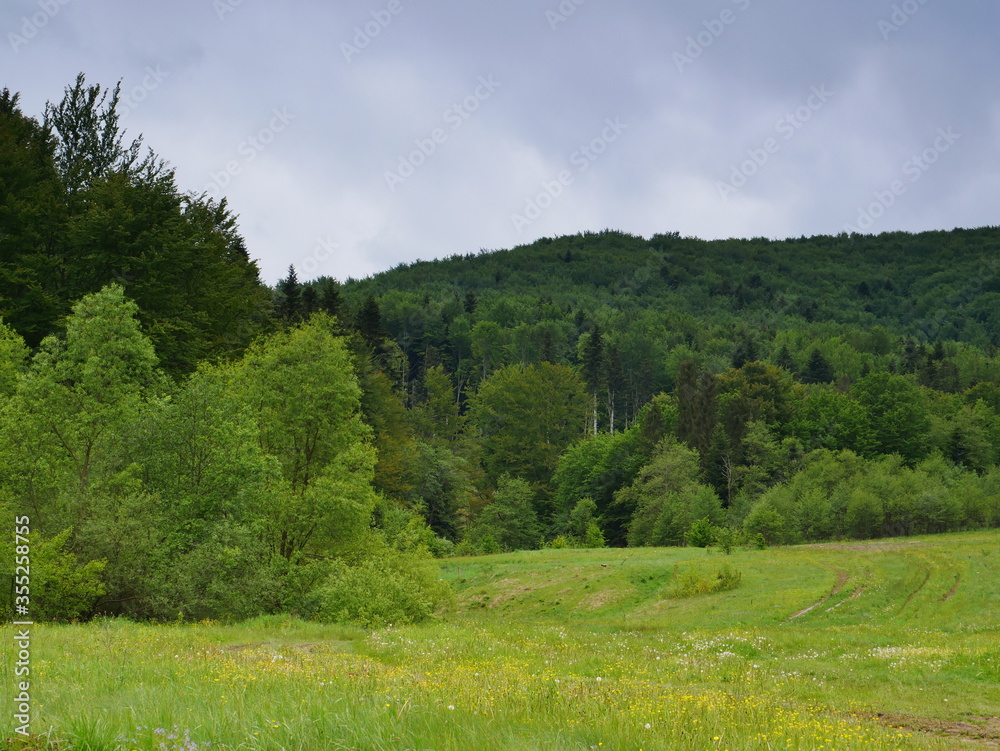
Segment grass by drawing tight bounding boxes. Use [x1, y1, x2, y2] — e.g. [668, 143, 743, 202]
[3, 531, 1000, 749]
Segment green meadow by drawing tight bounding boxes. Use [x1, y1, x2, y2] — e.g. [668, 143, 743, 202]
[4, 530, 1000, 750]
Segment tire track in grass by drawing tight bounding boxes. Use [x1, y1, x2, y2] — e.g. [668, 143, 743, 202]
[826, 572, 871, 612]
[897, 568, 931, 615]
[940, 572, 961, 602]
[786, 569, 848, 621]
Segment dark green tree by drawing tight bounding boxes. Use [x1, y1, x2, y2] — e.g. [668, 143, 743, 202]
[277, 265, 301, 322]
[801, 348, 834, 384]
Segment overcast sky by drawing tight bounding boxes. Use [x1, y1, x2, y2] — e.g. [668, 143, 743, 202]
[4, 1, 999, 285]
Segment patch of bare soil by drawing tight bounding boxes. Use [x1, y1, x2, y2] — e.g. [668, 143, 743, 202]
[485, 578, 534, 608]
[871, 713, 1000, 747]
[581, 588, 623, 610]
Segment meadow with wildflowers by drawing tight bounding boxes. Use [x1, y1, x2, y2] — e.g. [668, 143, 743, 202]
[3, 530, 999, 750]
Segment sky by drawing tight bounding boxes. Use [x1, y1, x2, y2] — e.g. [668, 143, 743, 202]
[4, 0, 999, 286]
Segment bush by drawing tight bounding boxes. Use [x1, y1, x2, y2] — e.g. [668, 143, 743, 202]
[312, 550, 451, 628]
[713, 525, 738, 555]
[686, 517, 715, 548]
[24, 530, 106, 621]
[743, 504, 786, 546]
[664, 563, 742, 598]
[583, 521, 606, 548]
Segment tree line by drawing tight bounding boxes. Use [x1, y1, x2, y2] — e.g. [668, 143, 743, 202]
[2, 75, 1000, 624]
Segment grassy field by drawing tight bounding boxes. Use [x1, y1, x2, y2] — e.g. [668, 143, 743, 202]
[3, 531, 999, 749]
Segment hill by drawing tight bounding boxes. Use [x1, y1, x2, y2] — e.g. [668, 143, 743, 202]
[332, 228, 1000, 425]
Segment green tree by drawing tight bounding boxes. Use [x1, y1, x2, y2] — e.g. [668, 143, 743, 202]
[1, 285, 161, 536]
[0, 320, 28, 399]
[801, 348, 834, 384]
[466, 475, 542, 552]
[233, 314, 377, 559]
[580, 324, 605, 434]
[851, 372, 931, 462]
[471, 362, 588, 516]
[0, 90, 66, 347]
[618, 439, 723, 547]
[277, 265, 301, 322]
[44, 72, 147, 194]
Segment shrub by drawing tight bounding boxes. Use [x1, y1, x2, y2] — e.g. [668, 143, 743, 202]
[686, 517, 715, 548]
[312, 550, 451, 628]
[583, 521, 606, 548]
[713, 525, 738, 555]
[25, 530, 106, 621]
[664, 563, 742, 598]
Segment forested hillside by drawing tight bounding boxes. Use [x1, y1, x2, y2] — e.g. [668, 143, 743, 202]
[2, 76, 1000, 625]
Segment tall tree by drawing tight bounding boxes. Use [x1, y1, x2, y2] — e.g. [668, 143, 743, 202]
[851, 372, 931, 463]
[801, 348, 834, 384]
[233, 314, 376, 559]
[0, 285, 161, 537]
[1, 77, 271, 371]
[470, 362, 588, 518]
[356, 294, 387, 350]
[277, 265, 301, 322]
[44, 73, 148, 195]
[580, 324, 605, 434]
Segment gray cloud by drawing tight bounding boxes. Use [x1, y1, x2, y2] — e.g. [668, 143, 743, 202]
[3, 0, 998, 284]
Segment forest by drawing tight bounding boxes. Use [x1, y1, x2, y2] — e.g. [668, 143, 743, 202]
[2, 75, 1000, 626]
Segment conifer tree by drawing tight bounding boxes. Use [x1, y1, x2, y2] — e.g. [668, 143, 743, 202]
[801, 348, 834, 384]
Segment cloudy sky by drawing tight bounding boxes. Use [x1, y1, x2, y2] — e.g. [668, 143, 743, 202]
[4, 1, 999, 285]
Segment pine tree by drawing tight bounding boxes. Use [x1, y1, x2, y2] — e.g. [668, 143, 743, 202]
[301, 285, 318, 317]
[319, 278, 343, 322]
[356, 294, 387, 349]
[605, 342, 623, 434]
[801, 348, 834, 384]
[732, 337, 757, 369]
[277, 265, 301, 322]
[775, 345, 794, 372]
